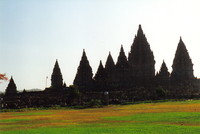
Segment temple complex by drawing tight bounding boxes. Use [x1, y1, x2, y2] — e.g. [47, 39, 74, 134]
[1, 25, 200, 109]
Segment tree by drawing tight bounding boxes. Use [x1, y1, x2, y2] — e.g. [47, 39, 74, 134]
[67, 85, 81, 106]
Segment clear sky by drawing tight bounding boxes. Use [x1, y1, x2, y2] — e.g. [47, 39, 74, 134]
[0, 0, 200, 92]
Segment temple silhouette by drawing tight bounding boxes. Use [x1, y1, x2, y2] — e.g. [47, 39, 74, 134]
[1, 25, 200, 109]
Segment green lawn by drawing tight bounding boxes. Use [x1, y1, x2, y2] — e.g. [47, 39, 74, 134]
[0, 100, 200, 134]
[1, 124, 199, 134]
[105, 112, 200, 124]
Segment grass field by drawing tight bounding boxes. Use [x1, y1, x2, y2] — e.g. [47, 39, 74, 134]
[0, 100, 200, 134]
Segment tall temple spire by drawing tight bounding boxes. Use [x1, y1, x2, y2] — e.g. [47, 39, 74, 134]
[105, 51, 115, 70]
[116, 45, 129, 68]
[159, 60, 169, 75]
[51, 60, 63, 89]
[156, 60, 170, 86]
[115, 45, 130, 88]
[94, 60, 106, 91]
[73, 49, 93, 90]
[94, 61, 104, 81]
[5, 76, 17, 96]
[128, 24, 155, 86]
[104, 52, 115, 90]
[171, 37, 194, 82]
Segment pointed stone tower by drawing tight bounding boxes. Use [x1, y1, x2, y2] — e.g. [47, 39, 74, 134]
[116, 45, 129, 68]
[94, 61, 105, 82]
[51, 60, 63, 89]
[94, 60, 106, 91]
[158, 61, 170, 78]
[156, 60, 170, 86]
[104, 52, 115, 90]
[5, 77, 17, 96]
[73, 49, 93, 91]
[105, 52, 115, 73]
[171, 37, 194, 82]
[128, 25, 155, 86]
[115, 45, 130, 89]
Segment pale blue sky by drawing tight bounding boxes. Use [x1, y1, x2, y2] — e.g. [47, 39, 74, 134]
[1, 0, 200, 91]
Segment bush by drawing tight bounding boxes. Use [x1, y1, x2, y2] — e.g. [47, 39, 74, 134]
[85, 99, 102, 108]
[67, 85, 82, 106]
[156, 87, 166, 99]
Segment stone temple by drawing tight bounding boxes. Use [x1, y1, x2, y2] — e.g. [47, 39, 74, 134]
[1, 25, 200, 109]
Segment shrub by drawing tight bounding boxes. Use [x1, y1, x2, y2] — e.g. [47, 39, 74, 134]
[156, 87, 166, 99]
[85, 99, 102, 108]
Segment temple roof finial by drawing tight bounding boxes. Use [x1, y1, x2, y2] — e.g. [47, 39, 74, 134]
[55, 59, 58, 65]
[120, 44, 124, 52]
[137, 24, 143, 35]
[82, 49, 87, 59]
[180, 36, 183, 42]
[162, 60, 166, 64]
[100, 60, 103, 65]
[139, 24, 142, 29]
